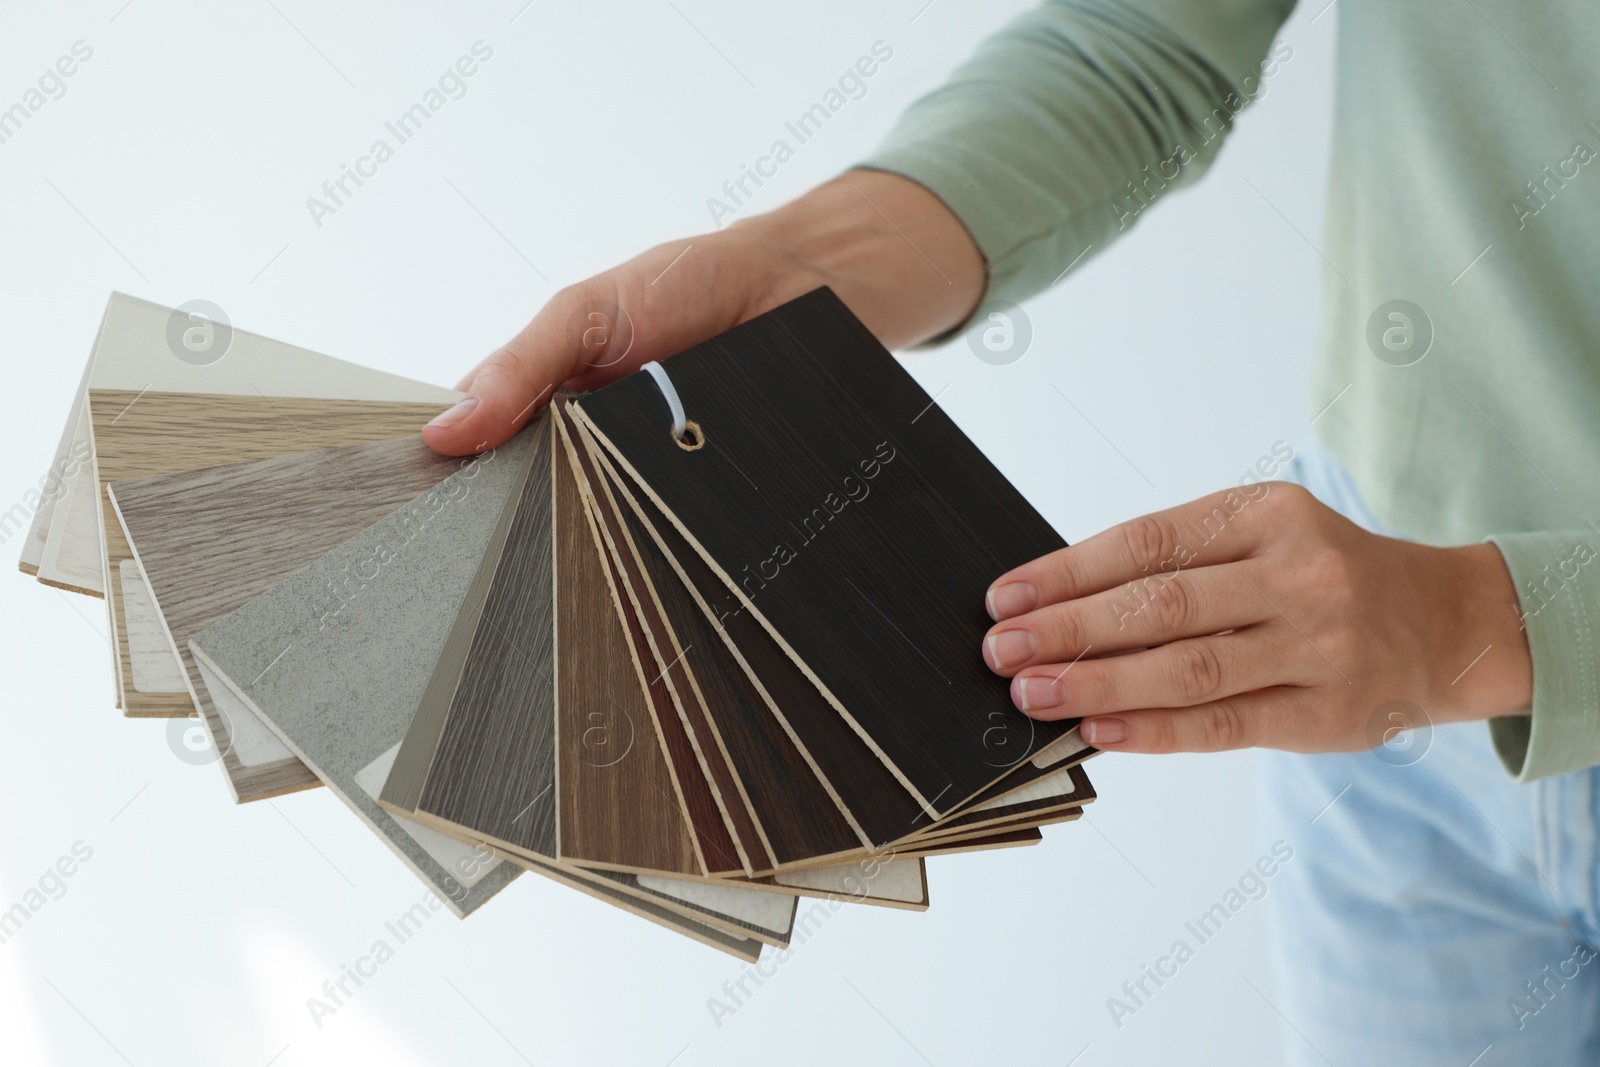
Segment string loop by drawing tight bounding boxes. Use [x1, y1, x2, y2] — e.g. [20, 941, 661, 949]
[642, 361, 689, 441]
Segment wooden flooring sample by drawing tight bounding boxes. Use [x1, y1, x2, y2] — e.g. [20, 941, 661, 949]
[552, 421, 702, 878]
[110, 435, 470, 801]
[379, 416, 703, 877]
[37, 292, 457, 598]
[575, 287, 1075, 818]
[584, 426, 884, 865]
[382, 416, 560, 858]
[557, 404, 750, 876]
[189, 433, 536, 913]
[89, 390, 451, 717]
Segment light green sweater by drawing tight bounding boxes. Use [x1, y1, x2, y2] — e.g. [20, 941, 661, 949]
[860, 0, 1600, 781]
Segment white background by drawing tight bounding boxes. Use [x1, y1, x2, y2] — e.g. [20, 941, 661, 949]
[0, 1, 1335, 1064]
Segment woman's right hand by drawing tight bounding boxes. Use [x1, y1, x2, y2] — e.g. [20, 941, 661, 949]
[422, 169, 986, 456]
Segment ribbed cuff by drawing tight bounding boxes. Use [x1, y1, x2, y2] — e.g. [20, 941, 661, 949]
[1486, 530, 1600, 781]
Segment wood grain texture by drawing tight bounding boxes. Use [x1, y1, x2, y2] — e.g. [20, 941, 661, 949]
[111, 435, 468, 802]
[187, 433, 535, 914]
[87, 389, 451, 717]
[575, 287, 1075, 817]
[553, 420, 702, 877]
[42, 293, 457, 598]
[389, 416, 560, 859]
[585, 412, 1089, 864]
[555, 404, 747, 877]
[584, 425, 885, 866]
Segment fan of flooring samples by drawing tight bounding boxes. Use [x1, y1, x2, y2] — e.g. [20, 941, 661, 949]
[20, 288, 1098, 959]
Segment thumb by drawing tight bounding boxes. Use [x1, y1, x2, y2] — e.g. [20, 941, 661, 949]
[421, 294, 598, 455]
[420, 345, 557, 455]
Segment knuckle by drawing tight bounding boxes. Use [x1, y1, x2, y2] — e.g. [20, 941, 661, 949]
[1142, 713, 1178, 754]
[1122, 514, 1181, 571]
[1201, 699, 1249, 751]
[1045, 606, 1089, 657]
[1173, 642, 1226, 703]
[1149, 574, 1201, 633]
[1263, 481, 1315, 519]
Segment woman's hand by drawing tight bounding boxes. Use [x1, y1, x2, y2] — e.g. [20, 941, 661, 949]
[983, 482, 1533, 753]
[423, 169, 985, 455]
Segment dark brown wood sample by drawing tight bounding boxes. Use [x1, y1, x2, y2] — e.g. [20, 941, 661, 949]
[109, 435, 464, 802]
[584, 428, 887, 864]
[573, 287, 1075, 818]
[555, 404, 748, 877]
[553, 417, 702, 878]
[583, 420, 1087, 861]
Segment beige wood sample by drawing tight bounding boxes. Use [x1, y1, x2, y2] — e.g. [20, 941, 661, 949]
[89, 390, 450, 717]
[37, 292, 457, 597]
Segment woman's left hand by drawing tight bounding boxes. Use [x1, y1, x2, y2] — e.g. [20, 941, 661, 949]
[981, 482, 1533, 753]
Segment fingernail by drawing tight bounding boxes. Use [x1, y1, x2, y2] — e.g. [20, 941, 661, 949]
[984, 629, 1037, 670]
[986, 581, 1038, 621]
[428, 397, 479, 429]
[1082, 717, 1128, 745]
[1012, 675, 1064, 712]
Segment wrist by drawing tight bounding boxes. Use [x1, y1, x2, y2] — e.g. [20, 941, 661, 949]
[731, 169, 986, 349]
[1427, 542, 1533, 722]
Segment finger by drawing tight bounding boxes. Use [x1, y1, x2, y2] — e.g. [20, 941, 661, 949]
[981, 559, 1273, 673]
[423, 283, 621, 455]
[1076, 687, 1317, 753]
[985, 483, 1296, 620]
[1007, 626, 1308, 720]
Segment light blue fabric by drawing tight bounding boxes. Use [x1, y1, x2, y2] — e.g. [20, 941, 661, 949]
[1257, 436, 1600, 1064]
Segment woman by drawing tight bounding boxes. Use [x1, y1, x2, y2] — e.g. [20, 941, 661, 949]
[424, 2, 1599, 1060]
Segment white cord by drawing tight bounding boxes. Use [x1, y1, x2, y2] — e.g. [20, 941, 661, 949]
[641, 361, 687, 439]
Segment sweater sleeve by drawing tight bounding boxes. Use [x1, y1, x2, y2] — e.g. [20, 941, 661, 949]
[857, 0, 1296, 321]
[1487, 530, 1600, 781]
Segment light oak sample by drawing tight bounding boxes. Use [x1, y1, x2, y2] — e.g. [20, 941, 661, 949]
[111, 435, 470, 801]
[89, 390, 450, 717]
[36, 292, 457, 598]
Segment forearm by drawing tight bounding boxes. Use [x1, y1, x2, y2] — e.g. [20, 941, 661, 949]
[731, 169, 985, 350]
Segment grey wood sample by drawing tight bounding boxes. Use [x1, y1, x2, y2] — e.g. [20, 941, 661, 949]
[189, 430, 538, 915]
[110, 435, 467, 802]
